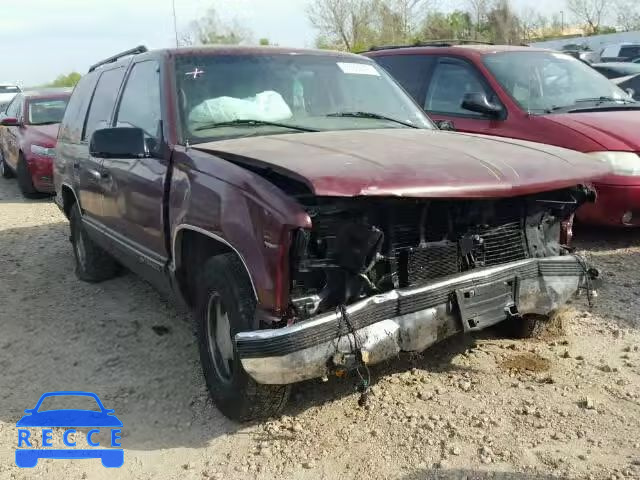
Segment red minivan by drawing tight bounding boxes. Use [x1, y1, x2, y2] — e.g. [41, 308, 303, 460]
[365, 45, 640, 227]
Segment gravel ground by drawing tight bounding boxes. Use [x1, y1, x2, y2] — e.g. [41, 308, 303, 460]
[0, 176, 639, 480]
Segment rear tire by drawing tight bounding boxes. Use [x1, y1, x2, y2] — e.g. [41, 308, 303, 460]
[194, 253, 290, 421]
[0, 150, 14, 178]
[16, 154, 38, 198]
[69, 203, 119, 282]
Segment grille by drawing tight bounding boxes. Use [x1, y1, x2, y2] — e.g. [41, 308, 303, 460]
[478, 220, 528, 266]
[407, 241, 459, 285]
[389, 204, 422, 250]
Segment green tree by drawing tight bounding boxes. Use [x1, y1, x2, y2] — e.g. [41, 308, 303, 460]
[182, 7, 252, 45]
[420, 11, 474, 41]
[48, 72, 82, 88]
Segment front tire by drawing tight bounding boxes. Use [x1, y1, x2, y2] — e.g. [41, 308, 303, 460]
[69, 203, 119, 282]
[0, 150, 14, 178]
[16, 154, 39, 198]
[194, 253, 290, 421]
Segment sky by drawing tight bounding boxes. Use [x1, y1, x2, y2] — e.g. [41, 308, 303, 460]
[1, 0, 561, 87]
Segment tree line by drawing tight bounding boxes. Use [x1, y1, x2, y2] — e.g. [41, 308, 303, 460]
[307, 0, 638, 51]
[45, 0, 640, 85]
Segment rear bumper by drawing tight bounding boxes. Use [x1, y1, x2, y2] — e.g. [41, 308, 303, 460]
[577, 183, 640, 227]
[236, 256, 595, 385]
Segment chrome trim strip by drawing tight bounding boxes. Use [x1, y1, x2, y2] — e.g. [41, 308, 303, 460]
[172, 224, 258, 299]
[82, 217, 166, 269]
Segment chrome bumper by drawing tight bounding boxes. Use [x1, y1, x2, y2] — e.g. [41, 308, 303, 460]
[236, 256, 594, 385]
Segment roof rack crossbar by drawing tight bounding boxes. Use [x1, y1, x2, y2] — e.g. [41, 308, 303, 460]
[88, 45, 148, 72]
[364, 39, 494, 52]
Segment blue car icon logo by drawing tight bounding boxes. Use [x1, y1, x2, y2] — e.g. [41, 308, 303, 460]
[15, 391, 123, 468]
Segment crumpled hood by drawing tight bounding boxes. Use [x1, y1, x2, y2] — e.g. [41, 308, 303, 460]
[544, 110, 640, 151]
[194, 129, 610, 198]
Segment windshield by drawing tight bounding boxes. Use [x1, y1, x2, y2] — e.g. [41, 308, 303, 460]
[175, 53, 433, 144]
[27, 97, 69, 125]
[483, 51, 631, 113]
[0, 85, 20, 94]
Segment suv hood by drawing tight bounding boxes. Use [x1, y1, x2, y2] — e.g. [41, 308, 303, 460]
[194, 129, 610, 198]
[544, 110, 640, 151]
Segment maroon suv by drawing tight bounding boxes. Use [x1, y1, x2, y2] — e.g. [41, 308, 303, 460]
[55, 46, 607, 420]
[0, 88, 71, 196]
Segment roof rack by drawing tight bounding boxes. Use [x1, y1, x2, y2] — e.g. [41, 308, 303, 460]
[88, 45, 148, 72]
[364, 39, 494, 52]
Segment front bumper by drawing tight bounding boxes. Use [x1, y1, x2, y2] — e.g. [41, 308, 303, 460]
[236, 256, 594, 385]
[577, 183, 640, 227]
[26, 154, 54, 193]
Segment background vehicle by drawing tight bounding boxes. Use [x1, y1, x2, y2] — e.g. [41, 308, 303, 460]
[600, 43, 640, 63]
[613, 74, 640, 101]
[366, 44, 640, 227]
[55, 45, 606, 421]
[560, 44, 598, 64]
[0, 82, 21, 111]
[591, 62, 640, 79]
[0, 88, 71, 197]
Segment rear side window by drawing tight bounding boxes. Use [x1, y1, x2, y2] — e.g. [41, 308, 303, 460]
[620, 46, 640, 59]
[59, 73, 99, 143]
[374, 55, 434, 104]
[116, 60, 162, 138]
[83, 66, 126, 141]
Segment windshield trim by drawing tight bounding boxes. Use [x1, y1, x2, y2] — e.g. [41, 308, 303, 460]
[482, 51, 631, 116]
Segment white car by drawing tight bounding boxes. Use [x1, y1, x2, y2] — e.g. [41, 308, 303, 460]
[0, 83, 21, 111]
[600, 43, 640, 63]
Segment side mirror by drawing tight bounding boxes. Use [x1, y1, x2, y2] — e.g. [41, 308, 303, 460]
[90, 127, 148, 159]
[1, 117, 20, 127]
[461, 92, 503, 118]
[435, 120, 455, 131]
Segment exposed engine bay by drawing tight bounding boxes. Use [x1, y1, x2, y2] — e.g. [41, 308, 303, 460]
[288, 186, 595, 320]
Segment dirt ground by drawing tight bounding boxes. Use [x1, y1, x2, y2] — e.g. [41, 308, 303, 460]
[0, 176, 639, 480]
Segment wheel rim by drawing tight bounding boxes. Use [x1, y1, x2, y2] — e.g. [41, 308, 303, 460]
[205, 293, 234, 384]
[74, 228, 87, 269]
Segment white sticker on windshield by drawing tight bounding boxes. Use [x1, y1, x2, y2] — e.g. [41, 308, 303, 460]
[337, 62, 380, 76]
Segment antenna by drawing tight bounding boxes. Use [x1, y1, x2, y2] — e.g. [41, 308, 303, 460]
[172, 0, 179, 47]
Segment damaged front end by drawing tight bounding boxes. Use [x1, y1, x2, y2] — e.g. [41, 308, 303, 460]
[236, 186, 599, 384]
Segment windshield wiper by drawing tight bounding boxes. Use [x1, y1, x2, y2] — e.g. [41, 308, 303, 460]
[573, 96, 636, 104]
[326, 111, 419, 128]
[193, 119, 318, 132]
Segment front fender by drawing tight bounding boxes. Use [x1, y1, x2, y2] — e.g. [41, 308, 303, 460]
[169, 148, 311, 314]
